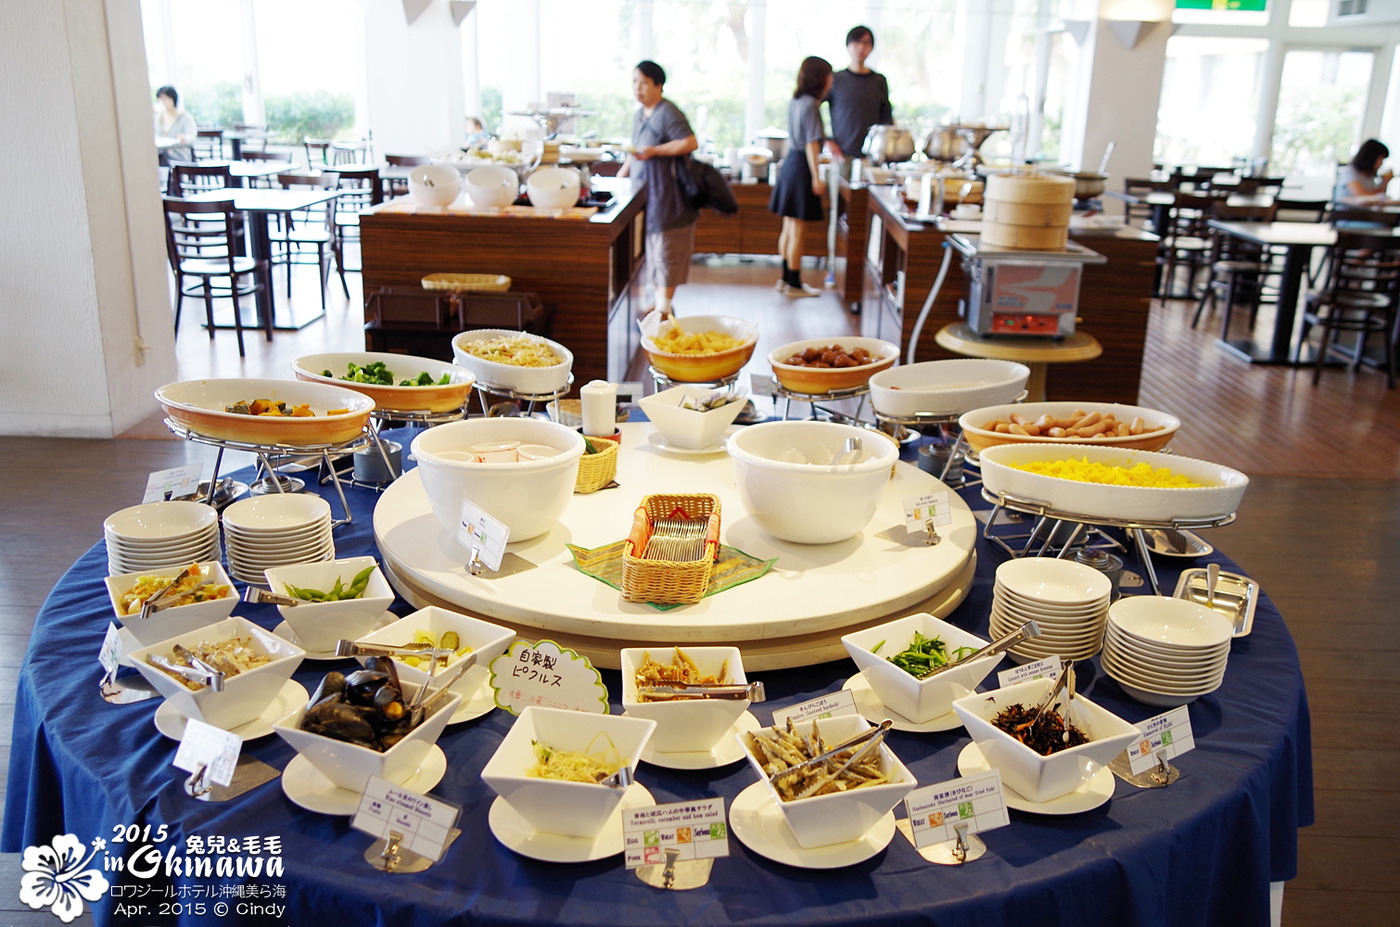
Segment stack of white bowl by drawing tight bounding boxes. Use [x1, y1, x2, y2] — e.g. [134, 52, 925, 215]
[104, 501, 219, 576]
[221, 495, 334, 584]
[1101, 596, 1233, 707]
[989, 558, 1111, 662]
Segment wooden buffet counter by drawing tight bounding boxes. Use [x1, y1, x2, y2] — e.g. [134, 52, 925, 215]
[859, 186, 1159, 403]
[359, 178, 648, 388]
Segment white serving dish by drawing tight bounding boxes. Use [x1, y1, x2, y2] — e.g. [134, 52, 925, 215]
[408, 164, 462, 207]
[480, 707, 655, 839]
[620, 647, 749, 754]
[222, 493, 331, 533]
[1107, 595, 1234, 650]
[155, 378, 375, 446]
[104, 501, 218, 543]
[952, 677, 1138, 803]
[869, 359, 1029, 418]
[450, 329, 573, 395]
[726, 420, 899, 544]
[739, 714, 916, 849]
[273, 683, 461, 793]
[355, 606, 516, 700]
[959, 401, 1181, 454]
[638, 386, 748, 451]
[996, 557, 1111, 605]
[767, 337, 899, 395]
[526, 166, 581, 209]
[841, 613, 998, 724]
[410, 418, 584, 541]
[979, 443, 1249, 523]
[106, 561, 238, 647]
[465, 165, 519, 208]
[130, 616, 305, 730]
[291, 352, 475, 413]
[263, 557, 396, 652]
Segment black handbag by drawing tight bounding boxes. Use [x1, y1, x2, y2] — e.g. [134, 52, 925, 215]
[673, 156, 738, 215]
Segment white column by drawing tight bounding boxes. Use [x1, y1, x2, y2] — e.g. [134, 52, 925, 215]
[462, 4, 480, 120]
[0, 0, 176, 437]
[239, 0, 264, 126]
[746, 0, 766, 140]
[363, 0, 466, 154]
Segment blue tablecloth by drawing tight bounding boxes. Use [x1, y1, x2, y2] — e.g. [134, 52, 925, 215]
[3, 436, 1312, 927]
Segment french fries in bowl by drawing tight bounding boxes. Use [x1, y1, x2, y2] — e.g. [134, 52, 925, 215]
[640, 313, 759, 382]
[958, 401, 1181, 454]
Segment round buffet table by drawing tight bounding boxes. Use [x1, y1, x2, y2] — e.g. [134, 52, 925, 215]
[2, 428, 1311, 927]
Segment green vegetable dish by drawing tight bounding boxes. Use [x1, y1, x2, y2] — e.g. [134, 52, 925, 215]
[284, 565, 376, 602]
[873, 631, 976, 679]
[324, 361, 452, 388]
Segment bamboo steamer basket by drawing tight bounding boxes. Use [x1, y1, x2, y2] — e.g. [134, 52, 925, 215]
[981, 172, 1075, 250]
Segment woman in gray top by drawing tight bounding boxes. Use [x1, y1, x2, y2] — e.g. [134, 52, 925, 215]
[769, 56, 833, 298]
[154, 85, 197, 164]
[619, 60, 699, 318]
[1335, 138, 1393, 204]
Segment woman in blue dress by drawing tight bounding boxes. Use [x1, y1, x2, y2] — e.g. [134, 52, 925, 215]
[769, 56, 833, 297]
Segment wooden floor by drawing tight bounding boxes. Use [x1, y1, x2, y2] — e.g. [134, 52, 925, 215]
[2, 253, 1396, 925]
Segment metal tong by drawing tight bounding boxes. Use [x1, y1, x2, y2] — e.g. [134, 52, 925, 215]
[147, 653, 226, 692]
[1022, 659, 1075, 733]
[406, 650, 480, 727]
[919, 620, 1042, 679]
[635, 681, 767, 702]
[768, 718, 894, 789]
[138, 566, 197, 620]
[243, 586, 301, 607]
[333, 639, 446, 661]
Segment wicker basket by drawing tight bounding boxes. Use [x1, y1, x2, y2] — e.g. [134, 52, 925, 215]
[622, 493, 721, 605]
[574, 437, 619, 494]
[421, 273, 512, 292]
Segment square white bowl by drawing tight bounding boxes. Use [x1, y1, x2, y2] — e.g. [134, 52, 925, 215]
[952, 677, 1138, 804]
[105, 561, 238, 648]
[841, 614, 998, 723]
[129, 616, 305, 730]
[480, 707, 655, 839]
[638, 386, 747, 450]
[263, 557, 395, 652]
[273, 683, 461, 793]
[739, 714, 916, 849]
[354, 607, 516, 700]
[620, 647, 749, 753]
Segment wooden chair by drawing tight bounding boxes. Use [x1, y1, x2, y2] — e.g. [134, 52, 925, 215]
[330, 165, 382, 264]
[274, 172, 347, 311]
[304, 138, 331, 167]
[384, 154, 431, 198]
[231, 122, 266, 154]
[167, 162, 232, 197]
[160, 195, 270, 356]
[1300, 230, 1400, 387]
[364, 287, 550, 359]
[192, 128, 224, 160]
[1193, 200, 1278, 335]
[238, 150, 285, 188]
[1274, 198, 1328, 223]
[331, 138, 373, 165]
[1156, 192, 1223, 298]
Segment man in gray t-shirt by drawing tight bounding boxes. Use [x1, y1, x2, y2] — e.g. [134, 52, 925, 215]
[825, 25, 893, 159]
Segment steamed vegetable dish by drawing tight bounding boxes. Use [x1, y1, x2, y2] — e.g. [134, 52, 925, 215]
[324, 361, 452, 387]
[224, 399, 350, 417]
[282, 565, 376, 602]
[872, 632, 976, 679]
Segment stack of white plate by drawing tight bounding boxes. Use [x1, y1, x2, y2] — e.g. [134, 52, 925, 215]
[988, 557, 1111, 662]
[1101, 596, 1232, 707]
[104, 501, 219, 576]
[222, 494, 334, 585]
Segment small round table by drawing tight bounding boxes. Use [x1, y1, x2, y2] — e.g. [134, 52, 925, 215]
[934, 322, 1102, 401]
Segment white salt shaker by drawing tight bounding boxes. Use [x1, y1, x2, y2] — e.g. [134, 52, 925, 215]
[580, 380, 618, 437]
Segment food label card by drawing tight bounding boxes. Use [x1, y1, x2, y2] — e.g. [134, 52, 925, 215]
[997, 656, 1061, 689]
[904, 770, 1009, 849]
[488, 640, 609, 714]
[142, 465, 202, 503]
[99, 623, 123, 675]
[770, 690, 858, 727]
[1126, 706, 1196, 775]
[903, 491, 953, 537]
[623, 798, 729, 869]
[173, 719, 242, 788]
[457, 500, 510, 573]
[353, 776, 461, 863]
[749, 373, 777, 397]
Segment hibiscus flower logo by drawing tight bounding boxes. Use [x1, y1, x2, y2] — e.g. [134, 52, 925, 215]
[19, 834, 110, 923]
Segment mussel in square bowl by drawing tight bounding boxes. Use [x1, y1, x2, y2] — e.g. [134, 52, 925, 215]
[156, 378, 374, 446]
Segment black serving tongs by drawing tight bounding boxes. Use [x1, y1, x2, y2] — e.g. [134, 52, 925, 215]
[635, 681, 767, 702]
[917, 620, 1042, 679]
[147, 653, 226, 692]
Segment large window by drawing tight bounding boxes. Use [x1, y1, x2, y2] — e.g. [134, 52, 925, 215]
[1271, 48, 1373, 176]
[1156, 36, 1267, 168]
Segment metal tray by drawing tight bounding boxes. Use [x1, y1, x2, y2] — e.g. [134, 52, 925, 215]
[1173, 568, 1258, 637]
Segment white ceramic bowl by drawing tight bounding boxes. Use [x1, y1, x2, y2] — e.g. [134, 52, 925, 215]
[1107, 596, 1234, 650]
[841, 614, 998, 723]
[156, 378, 375, 446]
[129, 617, 305, 730]
[726, 421, 899, 544]
[222, 493, 331, 534]
[526, 166, 581, 209]
[450, 329, 573, 395]
[465, 165, 519, 209]
[355, 606, 516, 702]
[620, 647, 749, 754]
[480, 707, 655, 839]
[638, 386, 747, 450]
[869, 360, 1030, 418]
[411, 418, 585, 540]
[959, 401, 1182, 454]
[978, 443, 1249, 523]
[263, 557, 396, 652]
[106, 561, 238, 647]
[273, 683, 461, 793]
[952, 677, 1139, 803]
[292, 352, 475, 413]
[995, 557, 1111, 605]
[104, 501, 218, 543]
[739, 714, 916, 849]
[408, 164, 462, 207]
